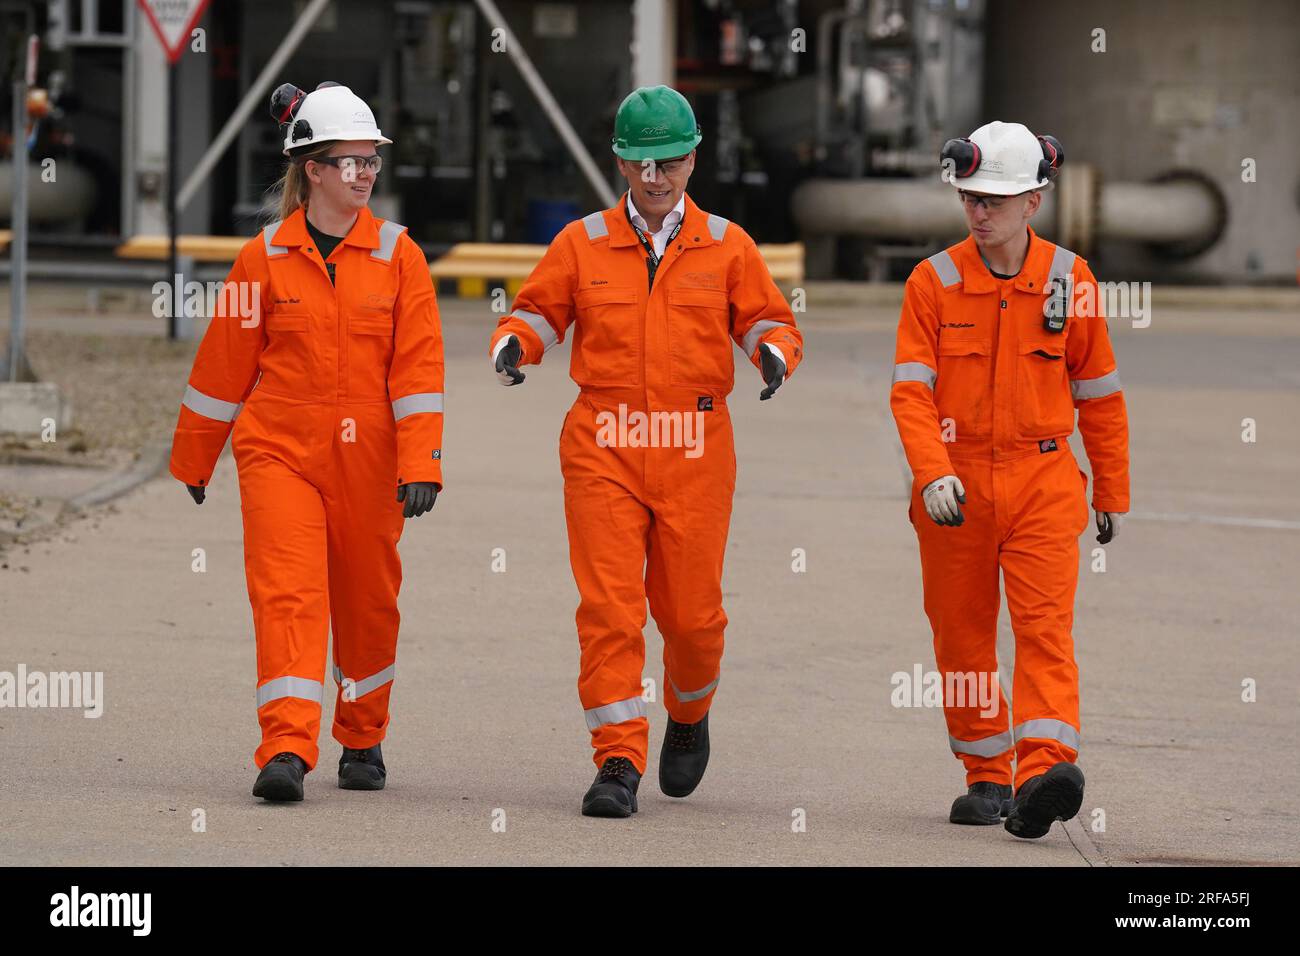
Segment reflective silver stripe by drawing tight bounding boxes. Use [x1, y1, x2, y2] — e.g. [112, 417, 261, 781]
[392, 392, 444, 420]
[1071, 369, 1122, 400]
[371, 220, 407, 262]
[669, 675, 719, 703]
[706, 213, 729, 241]
[182, 385, 241, 423]
[927, 250, 961, 288]
[262, 219, 287, 256]
[741, 319, 788, 357]
[582, 212, 608, 241]
[333, 663, 396, 700]
[515, 308, 558, 351]
[584, 695, 646, 731]
[949, 731, 1014, 758]
[1047, 245, 1077, 286]
[892, 362, 937, 389]
[1014, 718, 1081, 751]
[257, 676, 323, 708]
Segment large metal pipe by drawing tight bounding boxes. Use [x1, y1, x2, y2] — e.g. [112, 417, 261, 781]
[1099, 179, 1220, 244]
[791, 177, 1055, 237]
[791, 170, 1224, 256]
[0, 160, 97, 222]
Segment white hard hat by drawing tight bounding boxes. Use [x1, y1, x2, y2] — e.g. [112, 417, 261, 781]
[942, 121, 1061, 196]
[279, 83, 392, 156]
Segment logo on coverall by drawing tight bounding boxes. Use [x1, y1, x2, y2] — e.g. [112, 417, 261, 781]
[595, 403, 705, 459]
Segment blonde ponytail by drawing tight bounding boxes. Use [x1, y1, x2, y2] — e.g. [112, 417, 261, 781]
[265, 142, 336, 222]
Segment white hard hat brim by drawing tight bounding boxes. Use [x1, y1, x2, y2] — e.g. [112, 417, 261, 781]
[282, 131, 394, 156]
[949, 174, 1048, 196]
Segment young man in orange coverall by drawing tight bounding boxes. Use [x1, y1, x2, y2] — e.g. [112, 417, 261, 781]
[169, 83, 444, 802]
[891, 121, 1129, 838]
[489, 86, 803, 818]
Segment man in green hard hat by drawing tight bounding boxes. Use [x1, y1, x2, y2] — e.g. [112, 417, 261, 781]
[488, 85, 804, 818]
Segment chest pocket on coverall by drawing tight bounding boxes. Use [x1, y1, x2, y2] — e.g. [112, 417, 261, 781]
[348, 313, 395, 400]
[263, 310, 314, 397]
[934, 324, 993, 440]
[575, 285, 640, 384]
[667, 287, 731, 388]
[1015, 329, 1074, 440]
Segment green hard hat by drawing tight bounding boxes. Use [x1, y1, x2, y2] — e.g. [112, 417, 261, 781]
[611, 85, 702, 161]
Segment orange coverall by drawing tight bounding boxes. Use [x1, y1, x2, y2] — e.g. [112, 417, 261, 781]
[170, 205, 445, 771]
[890, 226, 1129, 790]
[489, 192, 803, 773]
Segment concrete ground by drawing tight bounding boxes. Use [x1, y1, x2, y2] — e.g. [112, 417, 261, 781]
[1, 288, 1298, 866]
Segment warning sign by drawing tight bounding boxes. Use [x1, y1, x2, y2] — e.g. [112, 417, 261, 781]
[138, 0, 212, 64]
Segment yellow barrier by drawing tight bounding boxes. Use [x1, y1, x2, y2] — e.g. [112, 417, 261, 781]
[111, 235, 806, 296]
[115, 235, 248, 262]
[430, 241, 804, 297]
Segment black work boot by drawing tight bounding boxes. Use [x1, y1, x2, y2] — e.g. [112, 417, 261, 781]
[338, 743, 386, 791]
[581, 756, 641, 818]
[949, 781, 1014, 825]
[1005, 762, 1085, 839]
[253, 752, 307, 802]
[659, 713, 710, 798]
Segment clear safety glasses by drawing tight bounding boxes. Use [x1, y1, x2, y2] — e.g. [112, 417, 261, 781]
[641, 154, 692, 180]
[958, 190, 1010, 212]
[312, 154, 383, 182]
[653, 155, 691, 175]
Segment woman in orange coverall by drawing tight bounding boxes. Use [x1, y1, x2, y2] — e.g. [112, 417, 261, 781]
[169, 82, 445, 802]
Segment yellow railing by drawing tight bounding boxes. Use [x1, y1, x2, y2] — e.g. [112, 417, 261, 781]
[113, 235, 806, 297]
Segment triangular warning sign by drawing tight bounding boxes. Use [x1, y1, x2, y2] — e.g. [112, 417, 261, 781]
[138, 0, 212, 64]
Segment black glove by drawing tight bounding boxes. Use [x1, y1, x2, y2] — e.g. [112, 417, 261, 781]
[1096, 511, 1114, 545]
[759, 343, 786, 401]
[495, 335, 525, 386]
[186, 484, 206, 505]
[396, 481, 439, 518]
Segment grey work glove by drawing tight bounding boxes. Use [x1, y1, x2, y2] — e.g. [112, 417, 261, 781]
[1096, 511, 1125, 545]
[759, 343, 786, 401]
[494, 335, 525, 386]
[922, 475, 966, 527]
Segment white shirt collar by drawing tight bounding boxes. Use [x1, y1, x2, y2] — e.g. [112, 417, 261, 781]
[627, 192, 685, 235]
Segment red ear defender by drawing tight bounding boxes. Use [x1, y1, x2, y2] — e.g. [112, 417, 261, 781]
[270, 83, 307, 126]
[940, 137, 982, 179]
[1036, 134, 1064, 182]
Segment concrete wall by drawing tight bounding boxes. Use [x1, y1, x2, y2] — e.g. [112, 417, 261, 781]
[986, 0, 1300, 282]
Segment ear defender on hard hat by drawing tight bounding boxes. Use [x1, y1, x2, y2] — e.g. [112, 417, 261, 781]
[270, 83, 312, 145]
[271, 81, 352, 152]
[272, 82, 391, 157]
[1036, 134, 1064, 183]
[940, 137, 982, 179]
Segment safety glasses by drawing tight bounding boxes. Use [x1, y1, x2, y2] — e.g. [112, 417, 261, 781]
[958, 190, 1010, 211]
[642, 153, 692, 179]
[312, 154, 383, 181]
